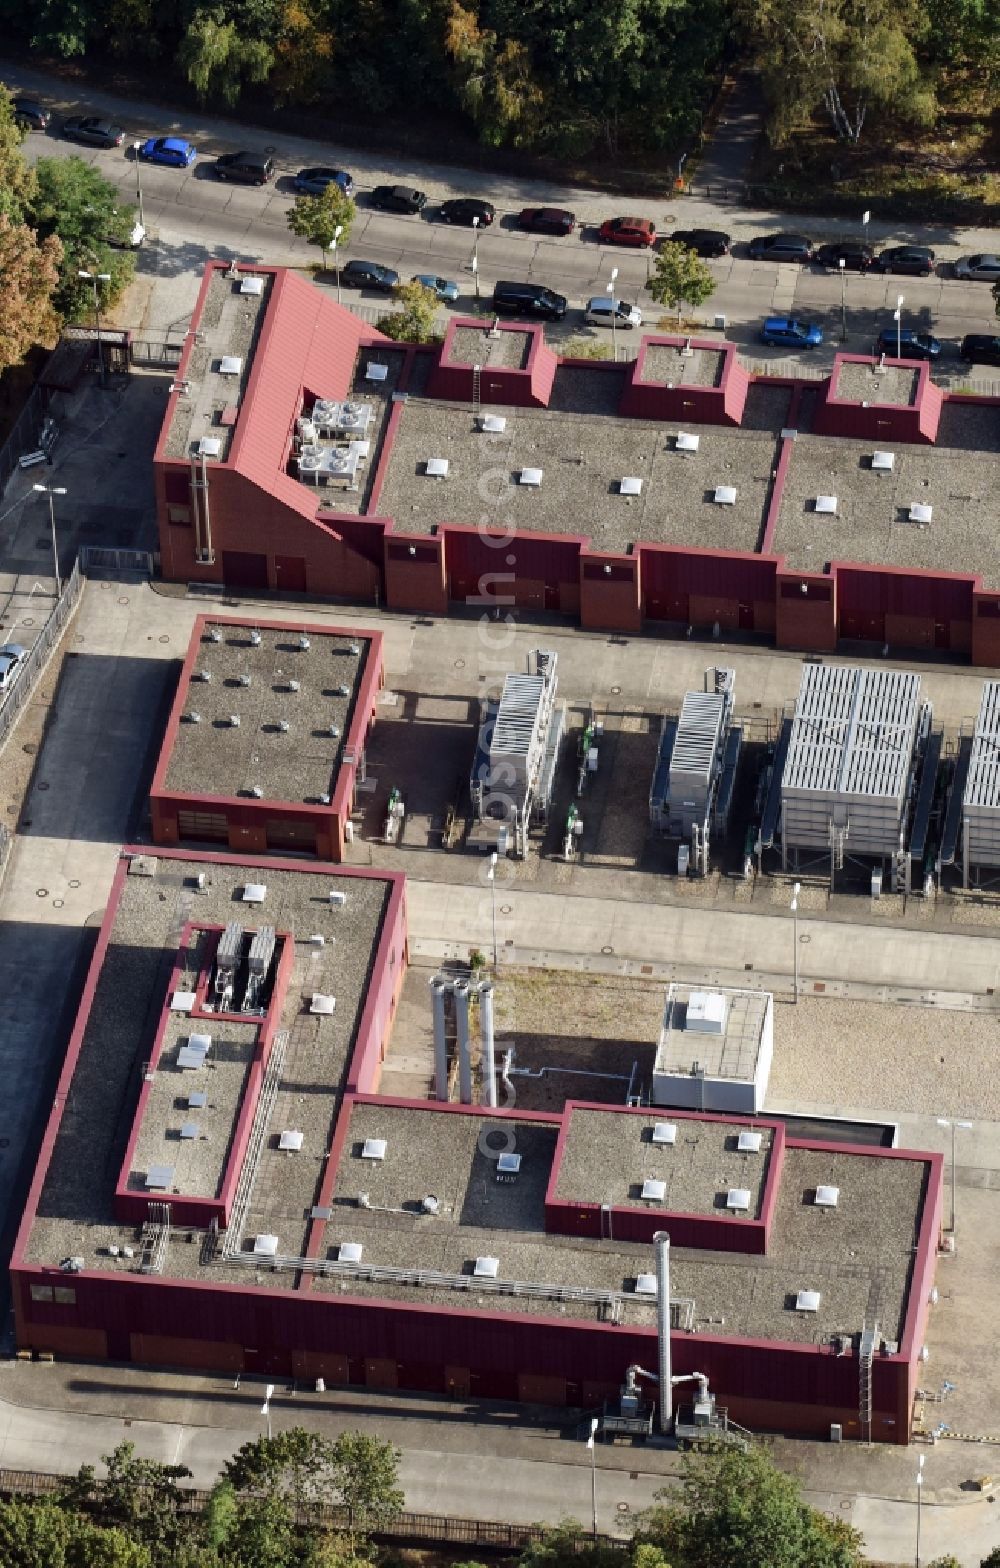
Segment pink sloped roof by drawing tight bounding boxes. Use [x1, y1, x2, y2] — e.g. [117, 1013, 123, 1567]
[230, 267, 390, 520]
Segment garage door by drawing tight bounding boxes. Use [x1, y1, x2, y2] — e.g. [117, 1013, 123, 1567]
[222, 550, 268, 590]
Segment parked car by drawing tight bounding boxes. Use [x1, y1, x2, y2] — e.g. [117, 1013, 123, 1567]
[412, 274, 459, 303]
[760, 316, 823, 348]
[668, 228, 730, 257]
[814, 240, 873, 271]
[876, 327, 941, 361]
[62, 115, 125, 148]
[492, 280, 567, 320]
[439, 197, 495, 226]
[341, 259, 399, 292]
[370, 184, 426, 213]
[961, 334, 1000, 366]
[214, 151, 274, 185]
[13, 98, 50, 130]
[294, 166, 354, 197]
[954, 253, 1000, 282]
[138, 136, 197, 168]
[585, 297, 643, 329]
[872, 244, 935, 276]
[599, 215, 656, 248]
[518, 206, 576, 236]
[0, 645, 27, 692]
[748, 233, 814, 262]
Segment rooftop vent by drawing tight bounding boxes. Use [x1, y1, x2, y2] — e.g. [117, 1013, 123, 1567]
[198, 437, 222, 458]
[179, 1121, 199, 1140]
[713, 485, 737, 506]
[278, 719, 290, 733]
[473, 1255, 500, 1278]
[187, 1091, 207, 1110]
[184, 711, 202, 724]
[909, 503, 933, 524]
[329, 888, 347, 907]
[651, 1122, 677, 1146]
[676, 432, 700, 453]
[288, 679, 300, 692]
[249, 785, 263, 799]
[480, 414, 507, 434]
[177, 1046, 207, 1070]
[171, 990, 196, 1013]
[146, 1164, 175, 1191]
[497, 1152, 522, 1174]
[814, 494, 838, 514]
[338, 1241, 363, 1263]
[737, 1130, 763, 1153]
[208, 628, 222, 643]
[361, 1138, 387, 1161]
[278, 1129, 304, 1152]
[242, 883, 267, 904]
[425, 457, 449, 479]
[634, 1273, 657, 1296]
[250, 628, 262, 646]
[685, 991, 726, 1034]
[365, 363, 389, 383]
[228, 713, 241, 728]
[299, 635, 310, 650]
[188, 1032, 212, 1056]
[422, 1194, 440, 1213]
[253, 1233, 279, 1257]
[814, 1184, 840, 1208]
[238, 673, 251, 687]
[218, 356, 243, 376]
[872, 450, 895, 472]
[726, 1187, 751, 1212]
[519, 467, 543, 488]
[195, 669, 212, 682]
[641, 1178, 667, 1202]
[240, 276, 264, 296]
[795, 1289, 821, 1312]
[620, 476, 642, 497]
[310, 993, 336, 1015]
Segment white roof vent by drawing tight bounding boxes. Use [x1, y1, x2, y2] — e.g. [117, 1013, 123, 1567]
[795, 1289, 821, 1313]
[497, 1152, 522, 1173]
[909, 503, 933, 524]
[727, 1187, 751, 1212]
[814, 494, 838, 514]
[329, 889, 347, 906]
[177, 1046, 206, 1070]
[240, 276, 264, 296]
[714, 485, 737, 505]
[480, 414, 507, 433]
[686, 991, 727, 1033]
[620, 476, 642, 496]
[737, 1130, 763, 1153]
[814, 1184, 840, 1208]
[187, 1091, 207, 1110]
[872, 450, 895, 472]
[338, 1241, 363, 1263]
[188, 1032, 212, 1056]
[651, 1122, 677, 1145]
[145, 1164, 174, 1190]
[676, 431, 700, 453]
[242, 883, 266, 903]
[228, 713, 241, 728]
[310, 993, 336, 1015]
[198, 437, 222, 458]
[365, 362, 389, 382]
[253, 1233, 279, 1257]
[473, 1255, 500, 1278]
[641, 1178, 667, 1202]
[278, 1129, 304, 1152]
[361, 1138, 387, 1161]
[171, 990, 196, 1013]
[179, 1121, 199, 1140]
[519, 467, 543, 487]
[425, 457, 449, 479]
[634, 1273, 657, 1296]
[219, 356, 243, 376]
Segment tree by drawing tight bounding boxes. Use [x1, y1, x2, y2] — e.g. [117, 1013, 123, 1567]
[377, 281, 442, 344]
[521, 1522, 628, 1568]
[61, 1442, 191, 1568]
[0, 1494, 153, 1568]
[287, 186, 357, 269]
[444, 2, 544, 147]
[980, 1552, 1000, 1568]
[636, 1443, 865, 1568]
[0, 88, 38, 223]
[0, 214, 62, 376]
[223, 1493, 297, 1568]
[648, 242, 716, 326]
[29, 156, 136, 320]
[177, 8, 274, 105]
[328, 1430, 404, 1547]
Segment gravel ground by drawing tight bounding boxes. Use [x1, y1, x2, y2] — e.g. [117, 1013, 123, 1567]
[450, 326, 532, 370]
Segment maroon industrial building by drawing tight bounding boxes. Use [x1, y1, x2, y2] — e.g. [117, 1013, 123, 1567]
[150, 615, 383, 860]
[11, 846, 943, 1444]
[154, 262, 1000, 665]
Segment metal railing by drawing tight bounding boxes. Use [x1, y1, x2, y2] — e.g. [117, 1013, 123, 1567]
[129, 336, 184, 370]
[80, 547, 155, 576]
[0, 386, 50, 500]
[0, 558, 83, 757]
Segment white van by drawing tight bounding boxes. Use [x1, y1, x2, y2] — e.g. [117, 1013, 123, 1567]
[585, 297, 643, 329]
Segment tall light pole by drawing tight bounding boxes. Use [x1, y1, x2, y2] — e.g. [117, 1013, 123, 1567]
[487, 849, 498, 971]
[32, 483, 66, 596]
[839, 257, 847, 342]
[79, 269, 111, 389]
[790, 881, 801, 1004]
[914, 1453, 925, 1568]
[260, 1382, 274, 1441]
[608, 265, 619, 362]
[587, 1416, 599, 1537]
[861, 208, 871, 253]
[935, 1117, 972, 1245]
[326, 223, 344, 305]
[472, 215, 481, 302]
[894, 293, 905, 359]
[131, 140, 145, 231]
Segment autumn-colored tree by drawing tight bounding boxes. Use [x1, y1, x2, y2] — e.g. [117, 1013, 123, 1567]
[287, 185, 356, 268]
[270, 0, 335, 104]
[377, 281, 442, 344]
[0, 86, 38, 221]
[0, 214, 62, 375]
[444, 1, 544, 146]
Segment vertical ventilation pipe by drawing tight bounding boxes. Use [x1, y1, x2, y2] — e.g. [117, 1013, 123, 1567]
[454, 982, 473, 1104]
[655, 1230, 672, 1434]
[479, 982, 497, 1107]
[431, 978, 449, 1101]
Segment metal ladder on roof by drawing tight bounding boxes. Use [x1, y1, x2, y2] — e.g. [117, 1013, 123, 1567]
[859, 1322, 878, 1446]
[472, 362, 481, 416]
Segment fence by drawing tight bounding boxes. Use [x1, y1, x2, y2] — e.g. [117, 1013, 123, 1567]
[0, 558, 83, 758]
[80, 547, 155, 576]
[0, 386, 50, 501]
[129, 336, 184, 370]
[0, 1467, 626, 1551]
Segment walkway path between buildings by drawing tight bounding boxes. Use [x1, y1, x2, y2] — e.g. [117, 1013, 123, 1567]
[691, 70, 766, 193]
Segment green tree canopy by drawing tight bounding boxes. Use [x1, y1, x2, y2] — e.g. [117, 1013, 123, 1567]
[0, 214, 63, 375]
[0, 87, 38, 221]
[59, 1442, 191, 1568]
[377, 280, 442, 343]
[29, 156, 137, 320]
[648, 241, 716, 325]
[287, 186, 357, 267]
[0, 1494, 153, 1568]
[177, 7, 275, 105]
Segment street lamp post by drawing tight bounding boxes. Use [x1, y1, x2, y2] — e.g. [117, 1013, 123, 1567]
[487, 849, 499, 971]
[472, 216, 480, 302]
[895, 294, 905, 359]
[915, 1453, 925, 1568]
[32, 483, 66, 596]
[326, 224, 344, 305]
[935, 1117, 973, 1246]
[790, 881, 801, 1003]
[78, 269, 111, 389]
[839, 257, 847, 342]
[862, 208, 871, 252]
[131, 141, 145, 230]
[260, 1382, 274, 1441]
[587, 1417, 599, 1537]
[608, 266, 619, 362]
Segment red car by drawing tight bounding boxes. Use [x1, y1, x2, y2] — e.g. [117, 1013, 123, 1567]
[599, 215, 657, 248]
[518, 206, 576, 236]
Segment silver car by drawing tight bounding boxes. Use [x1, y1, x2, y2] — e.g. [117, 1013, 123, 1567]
[954, 253, 1000, 281]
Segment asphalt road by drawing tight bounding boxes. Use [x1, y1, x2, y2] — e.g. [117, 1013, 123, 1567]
[5, 59, 1000, 378]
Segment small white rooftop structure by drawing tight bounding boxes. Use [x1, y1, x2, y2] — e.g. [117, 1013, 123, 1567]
[310, 993, 336, 1015]
[519, 467, 543, 487]
[254, 1234, 279, 1257]
[909, 503, 933, 524]
[726, 1187, 752, 1212]
[871, 450, 895, 472]
[240, 276, 264, 296]
[641, 1179, 667, 1202]
[814, 494, 837, 514]
[473, 1255, 500, 1278]
[815, 1184, 840, 1207]
[620, 476, 642, 496]
[479, 414, 507, 434]
[365, 362, 389, 382]
[651, 1122, 677, 1146]
[146, 1164, 174, 1191]
[197, 437, 222, 458]
[338, 1241, 363, 1263]
[361, 1137, 387, 1161]
[242, 883, 267, 904]
[425, 457, 449, 479]
[714, 485, 737, 505]
[795, 1289, 821, 1312]
[654, 984, 774, 1113]
[171, 991, 196, 1013]
[218, 355, 243, 376]
[676, 431, 700, 453]
[634, 1273, 657, 1295]
[737, 1130, 763, 1153]
[278, 1129, 304, 1152]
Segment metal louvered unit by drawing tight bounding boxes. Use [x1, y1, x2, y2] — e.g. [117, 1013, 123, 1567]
[962, 680, 1000, 877]
[781, 665, 924, 858]
[650, 668, 737, 876]
[470, 650, 559, 855]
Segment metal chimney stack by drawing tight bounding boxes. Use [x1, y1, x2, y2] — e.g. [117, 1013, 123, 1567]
[454, 981, 473, 1104]
[430, 978, 449, 1101]
[479, 982, 497, 1107]
[654, 1230, 672, 1434]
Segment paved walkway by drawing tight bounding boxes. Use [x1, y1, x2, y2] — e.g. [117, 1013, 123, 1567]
[693, 71, 766, 193]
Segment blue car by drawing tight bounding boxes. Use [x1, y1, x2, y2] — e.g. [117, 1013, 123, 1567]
[294, 166, 354, 196]
[412, 274, 459, 303]
[760, 316, 823, 349]
[139, 136, 197, 168]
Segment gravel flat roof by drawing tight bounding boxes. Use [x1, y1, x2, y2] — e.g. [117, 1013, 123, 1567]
[449, 326, 532, 369]
[378, 398, 776, 550]
[163, 621, 374, 804]
[25, 854, 392, 1273]
[165, 270, 273, 462]
[836, 361, 920, 408]
[553, 1107, 774, 1217]
[640, 344, 726, 388]
[774, 431, 1000, 585]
